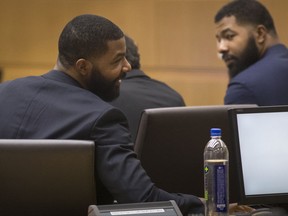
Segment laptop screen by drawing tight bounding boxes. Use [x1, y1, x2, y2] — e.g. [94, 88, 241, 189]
[229, 106, 288, 205]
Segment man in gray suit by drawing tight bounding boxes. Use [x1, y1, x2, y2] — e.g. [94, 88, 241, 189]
[110, 35, 185, 141]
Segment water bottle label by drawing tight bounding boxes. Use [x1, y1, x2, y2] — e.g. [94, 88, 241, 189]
[214, 164, 227, 212]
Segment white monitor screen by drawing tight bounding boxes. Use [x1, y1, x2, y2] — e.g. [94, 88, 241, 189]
[236, 110, 288, 196]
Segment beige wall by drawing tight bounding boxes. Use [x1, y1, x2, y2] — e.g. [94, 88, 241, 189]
[0, 0, 287, 105]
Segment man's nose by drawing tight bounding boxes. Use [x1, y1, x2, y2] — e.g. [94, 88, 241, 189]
[217, 40, 229, 55]
[122, 57, 131, 72]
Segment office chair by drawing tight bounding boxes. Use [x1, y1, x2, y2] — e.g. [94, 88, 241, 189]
[0, 139, 96, 216]
[134, 105, 256, 203]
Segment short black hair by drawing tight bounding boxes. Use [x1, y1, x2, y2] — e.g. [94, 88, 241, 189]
[124, 35, 140, 69]
[58, 14, 124, 68]
[214, 0, 277, 36]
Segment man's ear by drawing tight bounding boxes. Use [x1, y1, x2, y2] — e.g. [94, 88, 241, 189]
[75, 59, 92, 76]
[255, 25, 267, 44]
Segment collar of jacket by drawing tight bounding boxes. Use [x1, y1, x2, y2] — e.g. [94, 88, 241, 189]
[42, 70, 83, 88]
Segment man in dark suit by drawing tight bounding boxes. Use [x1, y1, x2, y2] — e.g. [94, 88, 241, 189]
[110, 35, 185, 141]
[0, 14, 203, 215]
[215, 0, 288, 105]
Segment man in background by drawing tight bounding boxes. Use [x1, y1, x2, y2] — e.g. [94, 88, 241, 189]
[110, 35, 185, 141]
[215, 0, 288, 105]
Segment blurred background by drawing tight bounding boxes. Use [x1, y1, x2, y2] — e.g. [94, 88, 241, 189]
[0, 0, 287, 105]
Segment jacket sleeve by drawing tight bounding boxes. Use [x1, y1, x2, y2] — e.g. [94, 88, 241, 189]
[91, 107, 204, 215]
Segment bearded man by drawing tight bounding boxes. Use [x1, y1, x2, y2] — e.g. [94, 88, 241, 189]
[215, 0, 288, 105]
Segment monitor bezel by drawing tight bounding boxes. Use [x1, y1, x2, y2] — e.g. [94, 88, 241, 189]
[229, 105, 288, 206]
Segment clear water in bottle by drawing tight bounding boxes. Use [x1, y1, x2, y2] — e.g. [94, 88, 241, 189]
[204, 128, 229, 216]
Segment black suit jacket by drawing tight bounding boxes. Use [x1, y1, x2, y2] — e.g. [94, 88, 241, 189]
[110, 69, 185, 141]
[0, 70, 203, 215]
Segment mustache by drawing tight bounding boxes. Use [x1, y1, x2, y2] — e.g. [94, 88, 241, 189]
[222, 53, 237, 62]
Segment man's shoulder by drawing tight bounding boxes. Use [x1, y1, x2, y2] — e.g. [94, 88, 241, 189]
[232, 45, 288, 83]
[0, 75, 46, 95]
[1, 73, 117, 114]
[2, 74, 44, 84]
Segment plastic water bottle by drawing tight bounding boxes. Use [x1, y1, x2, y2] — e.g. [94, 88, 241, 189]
[204, 128, 229, 216]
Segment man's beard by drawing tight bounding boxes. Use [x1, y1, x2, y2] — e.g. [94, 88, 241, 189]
[224, 36, 260, 79]
[87, 66, 125, 102]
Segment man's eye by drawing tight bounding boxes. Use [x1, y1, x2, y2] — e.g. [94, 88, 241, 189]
[225, 34, 234, 40]
[113, 58, 122, 64]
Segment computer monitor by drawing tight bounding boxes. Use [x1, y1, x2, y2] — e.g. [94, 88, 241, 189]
[0, 139, 96, 216]
[229, 105, 288, 207]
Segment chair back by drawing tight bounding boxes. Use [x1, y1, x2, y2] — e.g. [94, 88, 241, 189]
[0, 139, 96, 216]
[134, 105, 256, 202]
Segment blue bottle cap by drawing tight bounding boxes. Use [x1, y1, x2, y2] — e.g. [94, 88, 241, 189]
[210, 128, 221, 136]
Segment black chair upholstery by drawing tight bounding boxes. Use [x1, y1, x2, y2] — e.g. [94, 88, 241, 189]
[134, 105, 256, 203]
[0, 139, 96, 216]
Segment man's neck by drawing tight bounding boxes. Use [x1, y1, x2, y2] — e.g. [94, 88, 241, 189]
[53, 60, 86, 89]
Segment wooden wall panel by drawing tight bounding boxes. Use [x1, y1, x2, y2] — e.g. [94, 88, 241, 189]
[0, 0, 287, 105]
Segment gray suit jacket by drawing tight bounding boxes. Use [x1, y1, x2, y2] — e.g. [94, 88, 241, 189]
[110, 69, 185, 141]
